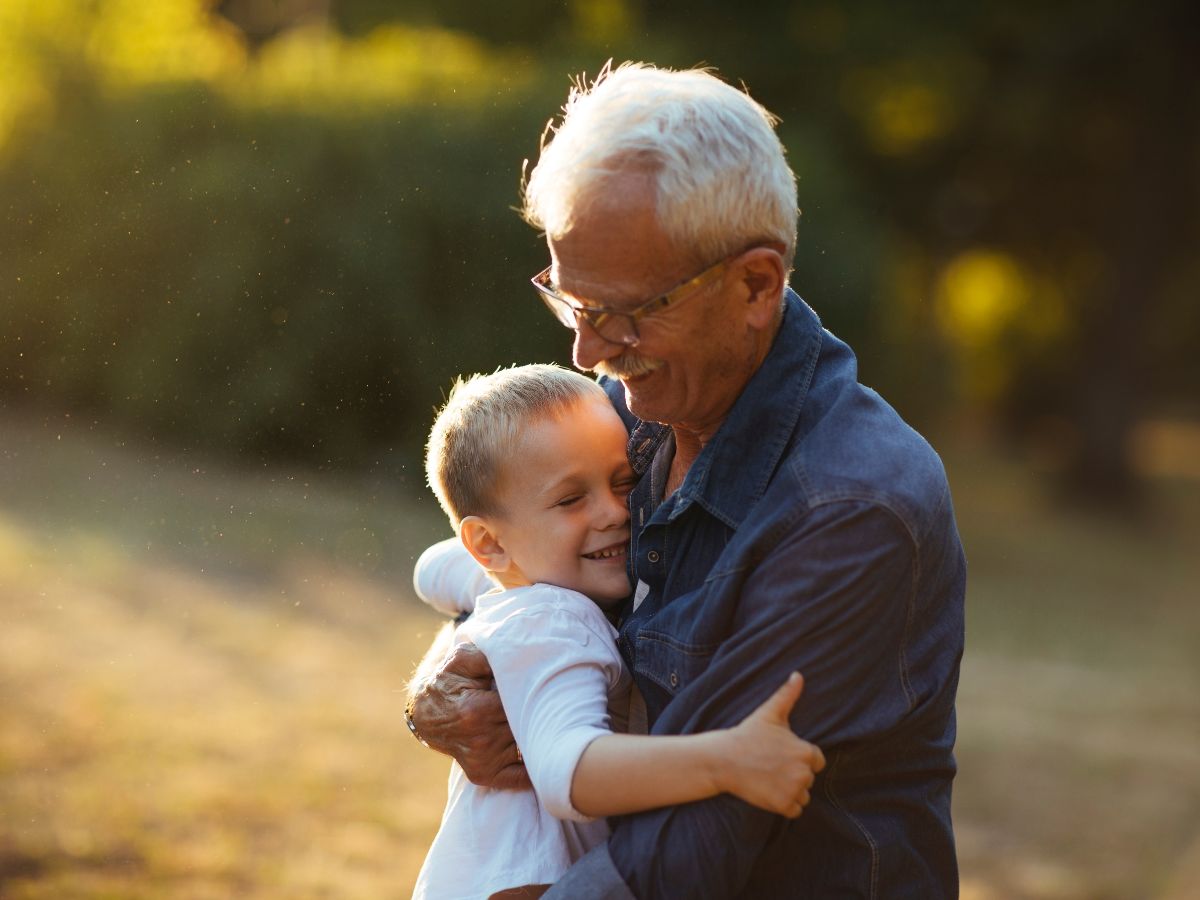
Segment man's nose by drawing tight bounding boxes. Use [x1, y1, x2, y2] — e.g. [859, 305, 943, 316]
[572, 320, 622, 372]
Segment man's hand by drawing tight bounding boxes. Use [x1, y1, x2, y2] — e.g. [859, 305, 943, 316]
[410, 642, 531, 790]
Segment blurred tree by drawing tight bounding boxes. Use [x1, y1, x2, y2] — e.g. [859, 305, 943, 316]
[2, 0, 1197, 510]
[215, 0, 332, 49]
[0, 0, 561, 474]
[645, 0, 1200, 507]
[866, 0, 1200, 505]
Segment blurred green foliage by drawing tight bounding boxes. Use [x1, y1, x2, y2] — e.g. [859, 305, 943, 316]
[0, 2, 569, 470]
[2, 92, 557, 463]
[1, 85, 570, 466]
[1, 0, 1197, 500]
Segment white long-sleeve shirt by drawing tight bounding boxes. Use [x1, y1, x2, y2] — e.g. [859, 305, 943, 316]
[410, 538, 489, 619]
[412, 575, 632, 900]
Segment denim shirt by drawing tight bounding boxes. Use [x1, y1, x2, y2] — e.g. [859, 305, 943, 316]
[546, 291, 966, 899]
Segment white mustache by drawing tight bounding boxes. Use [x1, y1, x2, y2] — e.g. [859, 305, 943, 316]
[593, 355, 663, 380]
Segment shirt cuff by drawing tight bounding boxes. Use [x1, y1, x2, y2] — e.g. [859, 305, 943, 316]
[542, 841, 634, 899]
[533, 726, 609, 822]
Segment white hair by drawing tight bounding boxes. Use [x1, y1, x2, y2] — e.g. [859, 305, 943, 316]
[425, 363, 607, 527]
[522, 62, 798, 272]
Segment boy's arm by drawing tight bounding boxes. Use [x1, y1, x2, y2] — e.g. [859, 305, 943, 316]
[481, 598, 822, 824]
[570, 673, 823, 819]
[413, 537, 490, 618]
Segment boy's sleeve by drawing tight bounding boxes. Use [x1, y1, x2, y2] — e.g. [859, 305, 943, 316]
[472, 593, 623, 822]
[412, 538, 491, 618]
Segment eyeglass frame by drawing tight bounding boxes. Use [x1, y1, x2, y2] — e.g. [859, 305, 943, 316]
[531, 251, 743, 347]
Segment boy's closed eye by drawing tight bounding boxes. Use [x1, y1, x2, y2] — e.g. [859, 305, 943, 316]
[613, 477, 636, 496]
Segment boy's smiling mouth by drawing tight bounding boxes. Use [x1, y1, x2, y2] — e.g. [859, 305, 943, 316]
[582, 541, 627, 560]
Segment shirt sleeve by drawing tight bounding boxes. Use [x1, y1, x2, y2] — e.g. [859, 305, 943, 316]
[471, 590, 623, 823]
[411, 537, 491, 617]
[549, 501, 922, 899]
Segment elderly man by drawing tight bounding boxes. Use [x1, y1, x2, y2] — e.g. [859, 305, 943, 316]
[407, 62, 965, 899]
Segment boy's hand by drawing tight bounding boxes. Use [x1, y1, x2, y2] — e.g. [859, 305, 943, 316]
[719, 672, 826, 818]
[410, 642, 532, 790]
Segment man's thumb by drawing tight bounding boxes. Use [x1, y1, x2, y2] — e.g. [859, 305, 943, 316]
[757, 671, 804, 724]
[446, 641, 494, 680]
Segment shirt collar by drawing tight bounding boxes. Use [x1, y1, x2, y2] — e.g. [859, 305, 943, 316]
[644, 289, 822, 529]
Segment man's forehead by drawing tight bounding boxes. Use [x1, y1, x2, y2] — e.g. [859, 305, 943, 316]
[547, 181, 689, 304]
[552, 176, 659, 249]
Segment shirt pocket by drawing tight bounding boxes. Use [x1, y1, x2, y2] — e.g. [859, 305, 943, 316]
[632, 629, 719, 697]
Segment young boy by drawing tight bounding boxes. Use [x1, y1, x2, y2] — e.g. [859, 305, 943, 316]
[412, 364, 824, 900]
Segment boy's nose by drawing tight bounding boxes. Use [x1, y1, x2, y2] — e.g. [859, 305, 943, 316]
[598, 492, 630, 529]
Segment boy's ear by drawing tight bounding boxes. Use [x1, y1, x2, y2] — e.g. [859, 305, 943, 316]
[459, 515, 511, 573]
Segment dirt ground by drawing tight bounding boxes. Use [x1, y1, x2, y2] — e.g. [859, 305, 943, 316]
[1, 412, 1197, 898]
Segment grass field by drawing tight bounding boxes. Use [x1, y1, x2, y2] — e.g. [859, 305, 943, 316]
[1, 410, 1197, 899]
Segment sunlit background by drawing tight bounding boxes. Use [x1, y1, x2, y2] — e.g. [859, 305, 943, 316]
[1, 2, 1197, 898]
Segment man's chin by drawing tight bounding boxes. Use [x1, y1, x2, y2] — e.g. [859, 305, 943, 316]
[621, 380, 664, 422]
[619, 376, 645, 403]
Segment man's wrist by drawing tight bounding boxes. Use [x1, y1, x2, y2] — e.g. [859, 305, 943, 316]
[405, 692, 431, 747]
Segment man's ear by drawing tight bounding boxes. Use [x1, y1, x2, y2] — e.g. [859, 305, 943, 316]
[459, 515, 511, 574]
[738, 245, 786, 330]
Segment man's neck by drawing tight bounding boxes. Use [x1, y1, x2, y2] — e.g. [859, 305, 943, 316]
[665, 426, 706, 495]
[661, 303, 784, 495]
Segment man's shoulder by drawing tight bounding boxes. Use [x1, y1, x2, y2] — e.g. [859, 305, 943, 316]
[776, 370, 953, 542]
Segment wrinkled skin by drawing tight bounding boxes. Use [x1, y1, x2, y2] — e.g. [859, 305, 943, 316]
[410, 642, 531, 791]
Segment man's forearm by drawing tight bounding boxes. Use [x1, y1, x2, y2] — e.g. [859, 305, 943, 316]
[406, 620, 457, 709]
[543, 845, 634, 900]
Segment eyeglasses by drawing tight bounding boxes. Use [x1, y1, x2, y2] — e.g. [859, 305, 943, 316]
[531, 255, 733, 346]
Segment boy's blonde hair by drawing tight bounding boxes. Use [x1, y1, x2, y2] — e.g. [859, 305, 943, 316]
[425, 363, 608, 527]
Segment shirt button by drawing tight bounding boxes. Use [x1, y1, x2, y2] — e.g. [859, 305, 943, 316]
[669, 671, 679, 688]
[647, 550, 661, 563]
